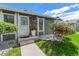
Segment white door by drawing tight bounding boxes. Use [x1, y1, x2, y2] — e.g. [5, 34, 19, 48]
[19, 16, 29, 37]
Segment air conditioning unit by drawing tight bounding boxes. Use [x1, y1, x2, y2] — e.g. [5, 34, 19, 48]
[0, 32, 17, 47]
[2, 32, 17, 41]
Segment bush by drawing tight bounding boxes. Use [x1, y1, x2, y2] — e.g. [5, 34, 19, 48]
[5, 23, 17, 33]
[0, 21, 5, 33]
[0, 21, 17, 34]
[51, 22, 76, 35]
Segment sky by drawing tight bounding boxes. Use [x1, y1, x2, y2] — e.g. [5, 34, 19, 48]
[0, 3, 79, 20]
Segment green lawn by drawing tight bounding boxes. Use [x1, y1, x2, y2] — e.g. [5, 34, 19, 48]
[35, 33, 79, 56]
[2, 45, 21, 56]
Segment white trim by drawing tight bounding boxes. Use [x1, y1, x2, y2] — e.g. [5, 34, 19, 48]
[43, 18, 45, 35]
[0, 10, 4, 21]
[1, 34, 3, 41]
[27, 16, 30, 36]
[14, 13, 17, 25]
[37, 17, 39, 36]
[17, 13, 20, 37]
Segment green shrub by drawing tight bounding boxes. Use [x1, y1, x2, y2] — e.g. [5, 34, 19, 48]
[5, 23, 17, 33]
[51, 22, 76, 35]
[0, 21, 5, 33]
[0, 21, 17, 34]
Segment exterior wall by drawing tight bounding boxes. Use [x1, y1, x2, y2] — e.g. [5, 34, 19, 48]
[0, 9, 54, 38]
[29, 16, 37, 35]
[0, 8, 54, 49]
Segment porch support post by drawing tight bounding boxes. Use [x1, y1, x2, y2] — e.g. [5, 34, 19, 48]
[15, 13, 20, 44]
[0, 10, 4, 21]
[37, 17, 39, 36]
[1, 34, 3, 41]
[17, 13, 20, 38]
[14, 13, 18, 40]
[43, 18, 45, 35]
[0, 10, 3, 42]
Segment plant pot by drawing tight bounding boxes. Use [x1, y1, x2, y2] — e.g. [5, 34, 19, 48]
[31, 30, 36, 36]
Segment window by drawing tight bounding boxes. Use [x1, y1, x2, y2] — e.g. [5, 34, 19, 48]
[20, 16, 28, 25]
[39, 18, 43, 30]
[4, 14, 14, 24]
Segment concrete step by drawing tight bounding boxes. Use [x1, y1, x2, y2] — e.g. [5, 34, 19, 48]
[39, 34, 53, 40]
[19, 36, 39, 46]
[20, 39, 34, 46]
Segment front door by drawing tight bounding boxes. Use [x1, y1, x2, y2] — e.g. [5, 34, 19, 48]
[19, 16, 29, 37]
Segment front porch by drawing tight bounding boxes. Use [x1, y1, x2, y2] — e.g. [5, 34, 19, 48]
[19, 34, 54, 46]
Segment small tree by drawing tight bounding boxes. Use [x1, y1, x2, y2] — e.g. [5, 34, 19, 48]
[51, 22, 76, 41]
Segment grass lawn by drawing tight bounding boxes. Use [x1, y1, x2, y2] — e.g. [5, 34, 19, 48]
[2, 45, 21, 56]
[35, 33, 79, 56]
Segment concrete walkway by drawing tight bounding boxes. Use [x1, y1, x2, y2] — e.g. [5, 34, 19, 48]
[20, 43, 45, 56]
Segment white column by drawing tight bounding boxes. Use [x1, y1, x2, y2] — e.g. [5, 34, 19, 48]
[37, 17, 39, 36]
[0, 10, 3, 42]
[14, 13, 17, 25]
[14, 13, 18, 39]
[17, 13, 20, 38]
[1, 34, 3, 41]
[27, 16, 30, 35]
[0, 10, 4, 21]
[43, 18, 45, 35]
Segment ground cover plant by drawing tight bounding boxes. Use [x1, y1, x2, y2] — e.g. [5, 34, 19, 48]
[35, 33, 79, 56]
[1, 45, 21, 56]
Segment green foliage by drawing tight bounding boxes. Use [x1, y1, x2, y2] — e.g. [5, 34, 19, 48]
[1, 45, 21, 56]
[51, 22, 76, 35]
[5, 23, 17, 33]
[35, 33, 79, 56]
[0, 21, 17, 34]
[0, 21, 5, 33]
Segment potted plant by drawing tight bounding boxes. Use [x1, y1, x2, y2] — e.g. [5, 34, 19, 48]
[31, 29, 36, 36]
